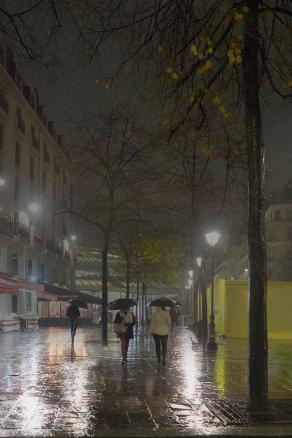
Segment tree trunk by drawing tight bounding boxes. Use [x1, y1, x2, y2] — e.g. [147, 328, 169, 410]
[126, 254, 130, 299]
[243, 0, 268, 414]
[144, 283, 148, 325]
[141, 282, 145, 325]
[101, 241, 109, 345]
[136, 277, 139, 327]
[200, 269, 208, 343]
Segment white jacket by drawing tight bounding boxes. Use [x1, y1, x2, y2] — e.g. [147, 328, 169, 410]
[149, 308, 171, 336]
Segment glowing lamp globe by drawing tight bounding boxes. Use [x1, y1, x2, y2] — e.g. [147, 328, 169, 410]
[205, 231, 220, 247]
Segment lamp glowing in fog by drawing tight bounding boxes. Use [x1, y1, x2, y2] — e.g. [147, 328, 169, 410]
[28, 202, 40, 213]
[0, 177, 6, 186]
[196, 257, 202, 268]
[205, 231, 220, 247]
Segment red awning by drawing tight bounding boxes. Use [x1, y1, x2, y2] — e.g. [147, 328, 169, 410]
[0, 272, 44, 295]
[0, 285, 18, 295]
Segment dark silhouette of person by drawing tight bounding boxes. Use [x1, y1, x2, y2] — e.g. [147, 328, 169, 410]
[66, 303, 80, 342]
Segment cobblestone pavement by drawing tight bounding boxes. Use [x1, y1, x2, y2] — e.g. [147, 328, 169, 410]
[1, 326, 292, 437]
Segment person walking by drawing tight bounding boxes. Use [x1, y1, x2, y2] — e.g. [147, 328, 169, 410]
[149, 304, 171, 366]
[114, 308, 135, 365]
[66, 303, 80, 342]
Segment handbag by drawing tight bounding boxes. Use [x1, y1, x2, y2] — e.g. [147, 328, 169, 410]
[114, 321, 127, 335]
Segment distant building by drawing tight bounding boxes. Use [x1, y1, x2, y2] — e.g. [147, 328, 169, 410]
[0, 36, 75, 312]
[75, 247, 131, 301]
[216, 180, 292, 281]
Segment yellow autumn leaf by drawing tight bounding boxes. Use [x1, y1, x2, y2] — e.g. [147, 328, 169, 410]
[234, 12, 243, 21]
[212, 95, 221, 105]
[190, 44, 198, 55]
[171, 72, 180, 80]
[241, 5, 249, 13]
[234, 47, 241, 55]
[236, 55, 242, 63]
[287, 79, 292, 87]
[205, 47, 213, 55]
[202, 147, 214, 159]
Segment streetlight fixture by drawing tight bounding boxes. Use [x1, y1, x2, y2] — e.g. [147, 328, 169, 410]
[205, 230, 220, 350]
[0, 177, 6, 186]
[196, 257, 203, 268]
[70, 234, 77, 241]
[28, 202, 40, 214]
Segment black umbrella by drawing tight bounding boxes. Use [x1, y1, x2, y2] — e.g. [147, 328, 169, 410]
[108, 298, 137, 310]
[149, 297, 174, 307]
[69, 299, 88, 309]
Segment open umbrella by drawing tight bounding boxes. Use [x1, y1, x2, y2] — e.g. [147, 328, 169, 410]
[149, 297, 174, 307]
[69, 299, 88, 309]
[108, 298, 137, 310]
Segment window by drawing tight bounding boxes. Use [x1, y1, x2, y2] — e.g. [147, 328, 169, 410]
[288, 228, 292, 240]
[14, 176, 19, 202]
[53, 182, 56, 201]
[30, 156, 34, 180]
[44, 144, 50, 163]
[54, 157, 60, 175]
[0, 124, 3, 150]
[286, 210, 292, 220]
[31, 95, 36, 111]
[274, 210, 282, 221]
[27, 259, 32, 280]
[11, 254, 18, 275]
[26, 292, 32, 312]
[42, 171, 46, 192]
[63, 171, 67, 185]
[40, 264, 45, 283]
[15, 141, 21, 167]
[11, 295, 17, 313]
[31, 125, 38, 150]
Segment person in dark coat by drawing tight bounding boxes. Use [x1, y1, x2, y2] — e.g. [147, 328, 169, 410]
[66, 303, 80, 342]
[114, 308, 135, 365]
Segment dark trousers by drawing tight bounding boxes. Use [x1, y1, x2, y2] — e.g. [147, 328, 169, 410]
[153, 334, 168, 361]
[120, 334, 130, 358]
[70, 318, 78, 339]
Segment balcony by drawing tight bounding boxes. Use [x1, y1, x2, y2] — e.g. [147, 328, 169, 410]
[0, 210, 13, 232]
[33, 233, 42, 246]
[0, 91, 9, 114]
[19, 224, 29, 240]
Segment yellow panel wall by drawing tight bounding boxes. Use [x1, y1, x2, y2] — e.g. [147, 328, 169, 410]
[208, 280, 292, 339]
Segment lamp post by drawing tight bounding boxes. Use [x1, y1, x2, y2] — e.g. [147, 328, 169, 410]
[205, 231, 220, 350]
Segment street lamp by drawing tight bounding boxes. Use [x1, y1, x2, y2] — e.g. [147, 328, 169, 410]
[205, 231, 220, 350]
[70, 234, 77, 241]
[28, 202, 40, 214]
[0, 177, 6, 186]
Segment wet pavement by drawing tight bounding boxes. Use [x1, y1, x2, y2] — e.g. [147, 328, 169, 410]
[1, 327, 292, 436]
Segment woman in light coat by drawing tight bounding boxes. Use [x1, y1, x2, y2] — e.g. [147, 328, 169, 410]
[149, 304, 171, 366]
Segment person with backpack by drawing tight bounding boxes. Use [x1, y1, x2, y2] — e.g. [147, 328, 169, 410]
[114, 308, 136, 365]
[66, 303, 80, 342]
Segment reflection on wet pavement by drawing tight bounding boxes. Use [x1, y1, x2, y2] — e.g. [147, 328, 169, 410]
[1, 327, 292, 436]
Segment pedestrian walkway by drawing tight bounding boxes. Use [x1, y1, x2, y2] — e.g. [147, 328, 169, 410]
[1, 327, 292, 436]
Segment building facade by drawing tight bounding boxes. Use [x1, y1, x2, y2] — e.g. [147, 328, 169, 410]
[215, 181, 292, 281]
[0, 38, 74, 293]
